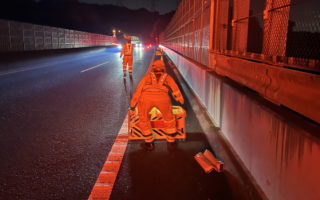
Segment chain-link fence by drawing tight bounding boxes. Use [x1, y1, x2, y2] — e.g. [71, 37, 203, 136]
[162, 0, 320, 72]
[0, 19, 115, 52]
[229, 0, 320, 71]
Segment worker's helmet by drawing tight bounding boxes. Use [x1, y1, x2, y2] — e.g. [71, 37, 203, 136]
[124, 34, 132, 41]
[152, 60, 165, 73]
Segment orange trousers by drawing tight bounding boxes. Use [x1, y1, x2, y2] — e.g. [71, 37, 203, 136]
[123, 55, 133, 72]
[137, 92, 176, 143]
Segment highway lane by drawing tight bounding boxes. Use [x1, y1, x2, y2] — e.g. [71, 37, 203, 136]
[0, 46, 153, 200]
[110, 55, 264, 200]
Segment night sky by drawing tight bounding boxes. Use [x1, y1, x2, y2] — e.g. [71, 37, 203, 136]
[79, 0, 179, 14]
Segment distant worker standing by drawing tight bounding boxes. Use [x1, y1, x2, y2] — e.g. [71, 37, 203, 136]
[120, 35, 134, 77]
[155, 47, 164, 61]
[130, 59, 184, 151]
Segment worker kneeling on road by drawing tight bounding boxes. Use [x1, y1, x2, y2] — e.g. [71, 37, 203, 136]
[130, 60, 184, 151]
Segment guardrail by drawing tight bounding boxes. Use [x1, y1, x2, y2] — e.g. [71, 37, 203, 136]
[0, 19, 115, 52]
[160, 0, 320, 72]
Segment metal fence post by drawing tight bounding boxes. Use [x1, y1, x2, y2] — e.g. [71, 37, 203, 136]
[8, 21, 12, 50]
[232, 0, 250, 53]
[33, 25, 36, 50]
[51, 28, 54, 49]
[263, 0, 291, 56]
[22, 24, 25, 51]
[214, 0, 230, 51]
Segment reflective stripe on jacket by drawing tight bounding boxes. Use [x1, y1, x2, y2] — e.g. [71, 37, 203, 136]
[123, 43, 133, 56]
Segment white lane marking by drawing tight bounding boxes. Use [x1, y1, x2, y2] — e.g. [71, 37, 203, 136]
[80, 61, 109, 73]
[0, 54, 104, 77]
[0, 63, 55, 76]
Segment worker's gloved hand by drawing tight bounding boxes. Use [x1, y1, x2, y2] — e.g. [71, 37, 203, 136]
[129, 106, 135, 111]
[176, 97, 184, 105]
[173, 91, 184, 105]
[128, 107, 135, 117]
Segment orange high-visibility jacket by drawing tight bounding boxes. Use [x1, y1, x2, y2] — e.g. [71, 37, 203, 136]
[130, 72, 184, 108]
[121, 42, 133, 56]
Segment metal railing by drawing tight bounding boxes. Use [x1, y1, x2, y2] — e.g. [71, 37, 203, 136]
[161, 0, 320, 72]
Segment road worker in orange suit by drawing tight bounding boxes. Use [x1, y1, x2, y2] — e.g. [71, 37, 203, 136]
[130, 59, 184, 151]
[120, 36, 134, 77]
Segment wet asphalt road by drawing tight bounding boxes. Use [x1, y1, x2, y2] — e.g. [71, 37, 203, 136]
[0, 47, 262, 200]
[0, 47, 153, 200]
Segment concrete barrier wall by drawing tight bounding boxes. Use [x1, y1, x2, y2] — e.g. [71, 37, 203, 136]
[164, 47, 222, 127]
[163, 46, 320, 200]
[0, 19, 115, 52]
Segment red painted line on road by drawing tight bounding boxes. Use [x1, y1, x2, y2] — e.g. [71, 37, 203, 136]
[88, 116, 129, 200]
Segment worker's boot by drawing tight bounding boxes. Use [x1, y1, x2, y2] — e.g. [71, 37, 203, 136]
[141, 142, 154, 151]
[167, 141, 177, 151]
[129, 74, 133, 83]
[129, 68, 132, 76]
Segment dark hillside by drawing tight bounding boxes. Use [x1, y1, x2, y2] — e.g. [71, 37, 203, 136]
[0, 0, 173, 42]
